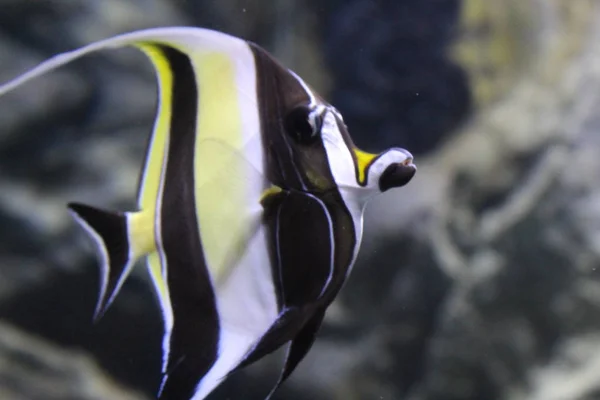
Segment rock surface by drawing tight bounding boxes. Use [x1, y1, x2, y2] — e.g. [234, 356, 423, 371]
[0, 320, 146, 400]
[1, 1, 600, 400]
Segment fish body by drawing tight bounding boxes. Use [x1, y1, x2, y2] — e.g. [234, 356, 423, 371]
[0, 27, 416, 399]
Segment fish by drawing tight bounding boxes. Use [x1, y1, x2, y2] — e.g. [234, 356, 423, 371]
[0, 27, 416, 399]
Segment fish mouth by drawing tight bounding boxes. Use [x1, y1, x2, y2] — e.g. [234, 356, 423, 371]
[401, 156, 415, 168]
[378, 159, 417, 192]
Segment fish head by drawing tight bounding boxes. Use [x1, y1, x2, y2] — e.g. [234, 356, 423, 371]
[276, 98, 416, 201]
[304, 102, 416, 203]
[251, 43, 415, 199]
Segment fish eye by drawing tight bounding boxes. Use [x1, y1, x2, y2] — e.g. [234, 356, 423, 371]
[284, 105, 322, 144]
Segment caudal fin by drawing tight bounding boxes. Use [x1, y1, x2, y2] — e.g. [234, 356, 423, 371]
[68, 202, 137, 321]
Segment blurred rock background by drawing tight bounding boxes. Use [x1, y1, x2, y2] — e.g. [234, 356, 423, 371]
[0, 0, 599, 399]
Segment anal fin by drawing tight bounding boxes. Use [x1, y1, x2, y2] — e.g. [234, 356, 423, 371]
[68, 202, 150, 320]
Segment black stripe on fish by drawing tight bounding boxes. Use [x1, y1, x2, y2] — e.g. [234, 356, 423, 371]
[277, 191, 334, 306]
[248, 44, 310, 192]
[263, 190, 334, 308]
[249, 43, 342, 195]
[242, 192, 357, 391]
[154, 44, 220, 400]
[236, 45, 363, 393]
[231, 191, 339, 374]
[264, 188, 358, 313]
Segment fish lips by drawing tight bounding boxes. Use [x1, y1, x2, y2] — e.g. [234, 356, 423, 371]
[378, 162, 416, 192]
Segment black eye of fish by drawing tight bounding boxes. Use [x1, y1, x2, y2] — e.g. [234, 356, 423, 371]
[284, 105, 322, 144]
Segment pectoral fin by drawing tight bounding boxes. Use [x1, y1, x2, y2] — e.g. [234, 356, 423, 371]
[260, 186, 284, 208]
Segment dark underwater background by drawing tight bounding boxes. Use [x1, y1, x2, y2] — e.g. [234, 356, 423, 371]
[1, 0, 599, 399]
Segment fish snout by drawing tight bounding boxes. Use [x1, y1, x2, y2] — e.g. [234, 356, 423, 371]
[378, 149, 416, 192]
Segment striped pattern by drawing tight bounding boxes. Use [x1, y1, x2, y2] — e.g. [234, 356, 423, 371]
[151, 45, 220, 399]
[229, 46, 367, 397]
[0, 26, 417, 400]
[135, 38, 277, 399]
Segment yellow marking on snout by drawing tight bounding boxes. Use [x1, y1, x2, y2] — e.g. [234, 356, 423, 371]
[353, 148, 379, 186]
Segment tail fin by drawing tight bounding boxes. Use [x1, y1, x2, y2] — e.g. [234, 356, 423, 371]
[68, 202, 138, 321]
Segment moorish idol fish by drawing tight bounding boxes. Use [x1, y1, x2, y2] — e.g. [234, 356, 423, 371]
[0, 27, 416, 399]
